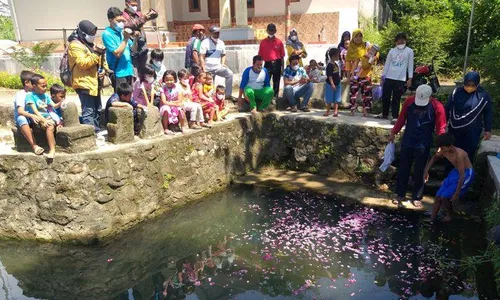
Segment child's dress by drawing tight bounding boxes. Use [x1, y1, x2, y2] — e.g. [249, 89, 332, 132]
[204, 84, 214, 98]
[133, 79, 153, 107]
[178, 83, 204, 123]
[213, 95, 226, 112]
[192, 82, 215, 117]
[161, 86, 182, 125]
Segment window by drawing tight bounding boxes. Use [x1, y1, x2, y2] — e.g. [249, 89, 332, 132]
[291, 0, 300, 2]
[189, 0, 201, 12]
[247, 0, 255, 8]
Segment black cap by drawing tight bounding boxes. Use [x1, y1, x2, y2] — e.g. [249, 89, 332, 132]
[267, 23, 277, 31]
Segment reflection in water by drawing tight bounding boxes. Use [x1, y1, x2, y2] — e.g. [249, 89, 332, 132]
[0, 185, 497, 300]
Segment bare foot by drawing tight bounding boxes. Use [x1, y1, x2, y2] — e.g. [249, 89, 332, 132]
[251, 109, 258, 115]
[164, 129, 174, 135]
[410, 200, 423, 208]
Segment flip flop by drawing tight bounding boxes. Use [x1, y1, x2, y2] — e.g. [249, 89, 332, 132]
[33, 145, 44, 155]
[46, 152, 55, 159]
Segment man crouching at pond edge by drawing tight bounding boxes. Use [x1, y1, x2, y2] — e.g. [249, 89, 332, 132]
[424, 133, 474, 222]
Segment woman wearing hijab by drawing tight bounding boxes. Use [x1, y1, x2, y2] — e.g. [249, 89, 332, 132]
[286, 29, 307, 67]
[337, 31, 351, 52]
[445, 71, 493, 163]
[345, 28, 369, 79]
[68, 20, 107, 133]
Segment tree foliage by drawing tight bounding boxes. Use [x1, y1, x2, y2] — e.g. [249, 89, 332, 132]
[8, 42, 59, 70]
[0, 15, 14, 41]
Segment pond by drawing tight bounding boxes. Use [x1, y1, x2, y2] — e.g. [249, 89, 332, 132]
[0, 185, 497, 300]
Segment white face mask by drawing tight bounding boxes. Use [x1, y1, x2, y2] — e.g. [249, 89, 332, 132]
[130, 5, 138, 12]
[146, 76, 154, 84]
[181, 79, 189, 86]
[290, 36, 297, 41]
[268, 34, 275, 38]
[216, 94, 225, 100]
[396, 43, 406, 50]
[292, 65, 299, 71]
[153, 60, 162, 68]
[212, 37, 219, 43]
[85, 34, 96, 43]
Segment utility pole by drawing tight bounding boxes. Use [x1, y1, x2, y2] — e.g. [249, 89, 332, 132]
[285, 0, 291, 41]
[463, 0, 476, 76]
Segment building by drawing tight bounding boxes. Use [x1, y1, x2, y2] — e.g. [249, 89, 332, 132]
[8, 0, 391, 45]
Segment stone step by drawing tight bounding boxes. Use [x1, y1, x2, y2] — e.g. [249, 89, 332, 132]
[0, 127, 13, 144]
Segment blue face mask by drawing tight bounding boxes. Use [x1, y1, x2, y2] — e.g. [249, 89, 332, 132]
[114, 21, 125, 32]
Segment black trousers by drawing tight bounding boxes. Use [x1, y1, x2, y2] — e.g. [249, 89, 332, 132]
[382, 78, 406, 119]
[396, 146, 430, 200]
[264, 59, 283, 97]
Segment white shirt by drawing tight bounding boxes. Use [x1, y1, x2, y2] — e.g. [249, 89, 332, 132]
[200, 38, 226, 71]
[247, 68, 267, 90]
[14, 90, 28, 119]
[382, 46, 414, 82]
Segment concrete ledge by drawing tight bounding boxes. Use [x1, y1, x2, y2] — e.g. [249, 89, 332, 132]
[488, 155, 500, 198]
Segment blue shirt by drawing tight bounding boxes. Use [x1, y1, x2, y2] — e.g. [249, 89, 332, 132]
[102, 27, 134, 78]
[25, 92, 54, 118]
[13, 90, 29, 120]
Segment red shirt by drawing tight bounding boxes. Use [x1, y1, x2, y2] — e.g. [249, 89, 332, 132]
[391, 96, 447, 136]
[258, 37, 285, 62]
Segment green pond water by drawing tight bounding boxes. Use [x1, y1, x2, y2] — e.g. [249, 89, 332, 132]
[0, 185, 497, 300]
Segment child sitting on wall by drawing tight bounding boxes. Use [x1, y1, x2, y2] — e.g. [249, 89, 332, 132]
[307, 59, 326, 83]
[161, 70, 187, 134]
[203, 72, 215, 98]
[49, 84, 66, 121]
[13, 70, 44, 155]
[132, 64, 157, 107]
[192, 72, 217, 125]
[213, 85, 229, 120]
[25, 74, 62, 159]
[177, 69, 207, 129]
[104, 82, 146, 135]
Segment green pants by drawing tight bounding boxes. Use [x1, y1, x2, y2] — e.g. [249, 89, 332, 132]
[245, 86, 273, 111]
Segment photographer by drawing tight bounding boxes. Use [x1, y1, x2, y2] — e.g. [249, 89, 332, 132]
[68, 20, 107, 133]
[122, 0, 157, 73]
[102, 7, 138, 90]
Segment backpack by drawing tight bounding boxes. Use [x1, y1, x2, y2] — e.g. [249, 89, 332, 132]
[59, 44, 77, 87]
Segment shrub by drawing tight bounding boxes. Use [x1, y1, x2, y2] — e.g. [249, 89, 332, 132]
[0, 71, 73, 93]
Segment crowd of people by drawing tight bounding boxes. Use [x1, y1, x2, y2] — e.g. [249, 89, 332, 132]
[10, 1, 494, 222]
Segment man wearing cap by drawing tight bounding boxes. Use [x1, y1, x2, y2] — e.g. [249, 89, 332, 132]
[185, 24, 205, 69]
[389, 84, 446, 207]
[200, 25, 234, 100]
[258, 23, 285, 97]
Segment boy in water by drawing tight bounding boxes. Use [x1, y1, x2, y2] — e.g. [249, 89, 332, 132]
[424, 133, 474, 222]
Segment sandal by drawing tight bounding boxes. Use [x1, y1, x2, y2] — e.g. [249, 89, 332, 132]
[191, 124, 202, 130]
[333, 113, 339, 117]
[392, 196, 405, 206]
[374, 114, 388, 119]
[323, 112, 330, 117]
[290, 106, 298, 112]
[410, 200, 423, 208]
[33, 145, 44, 155]
[201, 123, 212, 128]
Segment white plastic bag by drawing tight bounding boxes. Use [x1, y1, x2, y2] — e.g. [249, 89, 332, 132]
[379, 142, 395, 172]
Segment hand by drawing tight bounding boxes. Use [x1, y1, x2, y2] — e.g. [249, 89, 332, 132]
[451, 194, 459, 208]
[484, 131, 492, 141]
[93, 44, 105, 54]
[299, 77, 308, 84]
[424, 172, 429, 183]
[123, 28, 133, 39]
[133, 31, 141, 38]
[331, 84, 336, 91]
[98, 69, 105, 79]
[389, 133, 395, 142]
[32, 115, 43, 124]
[406, 78, 412, 87]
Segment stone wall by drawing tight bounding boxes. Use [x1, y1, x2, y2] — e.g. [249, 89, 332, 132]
[0, 112, 392, 242]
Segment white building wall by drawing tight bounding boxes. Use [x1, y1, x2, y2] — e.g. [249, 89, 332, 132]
[176, 0, 209, 21]
[10, 0, 124, 41]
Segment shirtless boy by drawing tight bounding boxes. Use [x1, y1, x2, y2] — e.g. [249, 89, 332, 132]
[424, 133, 474, 222]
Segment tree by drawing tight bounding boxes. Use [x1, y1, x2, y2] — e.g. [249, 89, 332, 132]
[0, 15, 15, 40]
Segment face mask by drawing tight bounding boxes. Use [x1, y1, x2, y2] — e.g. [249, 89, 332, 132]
[216, 94, 225, 100]
[268, 34, 275, 38]
[212, 37, 219, 43]
[464, 86, 477, 94]
[130, 5, 138, 12]
[115, 22, 125, 32]
[181, 79, 189, 86]
[292, 65, 299, 71]
[146, 76, 154, 84]
[153, 60, 162, 68]
[85, 34, 96, 43]
[290, 36, 297, 41]
[396, 43, 406, 50]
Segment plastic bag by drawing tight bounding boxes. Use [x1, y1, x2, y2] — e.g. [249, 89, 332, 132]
[373, 85, 382, 102]
[379, 142, 395, 172]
